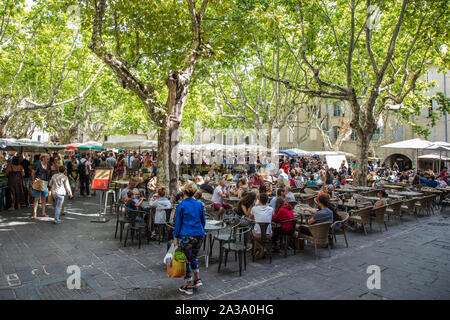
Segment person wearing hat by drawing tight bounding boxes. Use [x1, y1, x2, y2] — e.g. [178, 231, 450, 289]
[173, 183, 205, 295]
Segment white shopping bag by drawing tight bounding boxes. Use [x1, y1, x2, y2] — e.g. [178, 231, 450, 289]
[163, 243, 177, 265]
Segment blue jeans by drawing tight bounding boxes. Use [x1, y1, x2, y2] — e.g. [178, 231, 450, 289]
[53, 194, 65, 222]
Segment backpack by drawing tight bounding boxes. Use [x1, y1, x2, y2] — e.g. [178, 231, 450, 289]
[78, 160, 88, 176]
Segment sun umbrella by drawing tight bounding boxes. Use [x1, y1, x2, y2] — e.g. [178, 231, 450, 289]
[380, 138, 437, 172]
[279, 149, 298, 157]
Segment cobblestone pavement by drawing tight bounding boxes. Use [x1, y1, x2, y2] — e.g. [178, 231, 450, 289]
[0, 193, 449, 300]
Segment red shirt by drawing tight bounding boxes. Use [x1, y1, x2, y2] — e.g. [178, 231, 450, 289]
[282, 163, 290, 174]
[273, 205, 295, 231]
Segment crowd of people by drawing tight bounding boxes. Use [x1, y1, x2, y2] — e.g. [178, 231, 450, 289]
[1, 149, 448, 295]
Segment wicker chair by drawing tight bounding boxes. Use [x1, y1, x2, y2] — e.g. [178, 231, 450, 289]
[288, 200, 298, 208]
[371, 204, 388, 232]
[401, 198, 418, 220]
[251, 222, 273, 263]
[348, 206, 372, 235]
[415, 196, 433, 216]
[302, 196, 316, 208]
[330, 211, 349, 248]
[298, 222, 333, 257]
[386, 201, 403, 224]
[441, 195, 450, 213]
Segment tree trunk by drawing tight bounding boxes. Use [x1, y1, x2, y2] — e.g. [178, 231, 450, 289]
[165, 70, 191, 196]
[156, 125, 170, 189]
[354, 137, 370, 186]
[0, 117, 9, 138]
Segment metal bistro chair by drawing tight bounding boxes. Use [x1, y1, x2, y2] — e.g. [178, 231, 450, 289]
[298, 222, 333, 258]
[123, 207, 147, 248]
[210, 216, 240, 258]
[251, 222, 273, 263]
[218, 218, 252, 276]
[114, 202, 129, 242]
[278, 219, 298, 258]
[157, 208, 174, 244]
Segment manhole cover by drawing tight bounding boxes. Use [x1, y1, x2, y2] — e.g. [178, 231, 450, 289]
[37, 279, 93, 300]
[125, 287, 180, 300]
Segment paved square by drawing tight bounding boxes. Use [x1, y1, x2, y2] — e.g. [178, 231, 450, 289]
[0, 194, 449, 300]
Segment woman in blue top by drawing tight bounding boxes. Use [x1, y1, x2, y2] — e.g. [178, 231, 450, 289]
[173, 183, 205, 295]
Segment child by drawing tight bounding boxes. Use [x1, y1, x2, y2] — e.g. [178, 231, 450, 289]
[126, 190, 144, 222]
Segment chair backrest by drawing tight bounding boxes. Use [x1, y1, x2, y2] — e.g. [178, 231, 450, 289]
[372, 204, 388, 222]
[280, 218, 297, 234]
[124, 207, 140, 224]
[337, 211, 349, 223]
[353, 206, 372, 223]
[388, 201, 402, 215]
[164, 208, 173, 223]
[202, 193, 212, 201]
[255, 222, 271, 242]
[303, 196, 316, 208]
[403, 198, 417, 211]
[288, 201, 298, 208]
[307, 222, 333, 243]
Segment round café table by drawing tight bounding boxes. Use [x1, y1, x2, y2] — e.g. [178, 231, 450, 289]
[201, 220, 228, 268]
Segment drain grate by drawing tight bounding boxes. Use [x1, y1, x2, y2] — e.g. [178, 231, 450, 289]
[37, 279, 93, 300]
[125, 287, 180, 300]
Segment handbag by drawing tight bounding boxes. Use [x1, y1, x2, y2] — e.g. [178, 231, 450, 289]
[32, 178, 47, 192]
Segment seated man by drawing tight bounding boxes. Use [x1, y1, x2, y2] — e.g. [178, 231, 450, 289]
[121, 179, 139, 202]
[212, 179, 231, 219]
[250, 193, 274, 239]
[298, 195, 333, 236]
[199, 176, 214, 194]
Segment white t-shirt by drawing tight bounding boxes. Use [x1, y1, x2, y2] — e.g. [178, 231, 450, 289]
[251, 205, 274, 235]
[212, 185, 226, 205]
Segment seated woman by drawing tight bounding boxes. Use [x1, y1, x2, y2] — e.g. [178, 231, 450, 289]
[272, 197, 295, 250]
[370, 190, 389, 217]
[298, 195, 334, 236]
